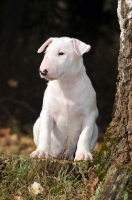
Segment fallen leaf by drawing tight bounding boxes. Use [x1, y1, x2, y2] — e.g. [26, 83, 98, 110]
[28, 181, 44, 195]
[87, 167, 99, 196]
[87, 177, 99, 195]
[10, 134, 19, 142]
[12, 196, 23, 200]
[81, 173, 88, 186]
[0, 128, 11, 138]
[7, 79, 18, 88]
[88, 167, 96, 180]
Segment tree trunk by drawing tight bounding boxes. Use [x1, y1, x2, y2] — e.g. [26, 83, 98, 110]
[93, 0, 132, 199]
[109, 0, 132, 165]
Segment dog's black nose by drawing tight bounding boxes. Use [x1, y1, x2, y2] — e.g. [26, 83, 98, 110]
[40, 69, 48, 76]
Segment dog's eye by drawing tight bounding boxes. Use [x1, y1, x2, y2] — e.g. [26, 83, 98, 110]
[58, 52, 64, 56]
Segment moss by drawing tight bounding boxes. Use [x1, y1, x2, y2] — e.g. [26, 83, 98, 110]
[98, 127, 116, 156]
[90, 127, 117, 182]
[125, 173, 132, 198]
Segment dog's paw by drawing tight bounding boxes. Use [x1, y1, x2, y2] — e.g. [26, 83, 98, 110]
[74, 151, 93, 161]
[30, 150, 50, 159]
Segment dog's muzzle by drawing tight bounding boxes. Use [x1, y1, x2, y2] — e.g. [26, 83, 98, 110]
[39, 69, 48, 76]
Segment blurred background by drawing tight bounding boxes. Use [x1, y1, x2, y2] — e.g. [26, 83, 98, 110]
[0, 0, 119, 155]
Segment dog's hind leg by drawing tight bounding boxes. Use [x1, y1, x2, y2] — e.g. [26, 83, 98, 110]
[90, 124, 98, 150]
[33, 117, 40, 147]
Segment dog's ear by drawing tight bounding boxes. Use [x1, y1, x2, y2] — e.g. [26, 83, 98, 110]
[37, 38, 53, 53]
[72, 38, 91, 56]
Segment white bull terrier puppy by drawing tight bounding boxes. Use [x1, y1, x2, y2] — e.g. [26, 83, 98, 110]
[30, 37, 98, 161]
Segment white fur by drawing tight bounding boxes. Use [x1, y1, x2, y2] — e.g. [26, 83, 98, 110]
[30, 37, 98, 161]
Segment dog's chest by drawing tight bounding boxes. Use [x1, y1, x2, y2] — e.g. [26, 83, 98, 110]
[52, 97, 83, 127]
[45, 84, 88, 129]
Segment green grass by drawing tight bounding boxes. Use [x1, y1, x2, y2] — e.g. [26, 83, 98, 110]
[0, 155, 98, 200]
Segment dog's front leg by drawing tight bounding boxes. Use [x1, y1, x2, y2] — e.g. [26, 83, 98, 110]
[74, 113, 96, 161]
[30, 111, 53, 158]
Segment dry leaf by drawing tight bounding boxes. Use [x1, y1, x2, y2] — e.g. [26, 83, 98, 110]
[28, 181, 44, 195]
[0, 128, 11, 138]
[87, 167, 99, 196]
[81, 174, 88, 186]
[88, 167, 96, 180]
[7, 79, 18, 88]
[0, 128, 35, 155]
[87, 177, 99, 195]
[10, 134, 19, 142]
[12, 196, 23, 200]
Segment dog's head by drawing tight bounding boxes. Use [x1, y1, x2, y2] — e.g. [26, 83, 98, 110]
[38, 37, 91, 81]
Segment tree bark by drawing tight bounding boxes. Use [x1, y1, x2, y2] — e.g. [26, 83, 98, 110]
[94, 166, 132, 200]
[99, 0, 132, 165]
[109, 0, 132, 165]
[93, 0, 132, 199]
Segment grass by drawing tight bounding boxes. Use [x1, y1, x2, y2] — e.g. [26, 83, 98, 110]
[0, 123, 104, 199]
[0, 155, 99, 200]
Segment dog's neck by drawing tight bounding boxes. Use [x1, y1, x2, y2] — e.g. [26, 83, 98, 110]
[48, 66, 88, 98]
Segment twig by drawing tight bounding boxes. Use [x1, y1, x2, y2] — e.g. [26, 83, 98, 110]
[0, 105, 13, 118]
[0, 97, 37, 114]
[8, 98, 37, 114]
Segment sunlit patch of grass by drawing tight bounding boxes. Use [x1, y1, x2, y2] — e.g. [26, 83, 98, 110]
[0, 155, 99, 200]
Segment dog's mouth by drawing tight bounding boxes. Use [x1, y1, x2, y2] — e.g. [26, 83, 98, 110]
[40, 72, 65, 81]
